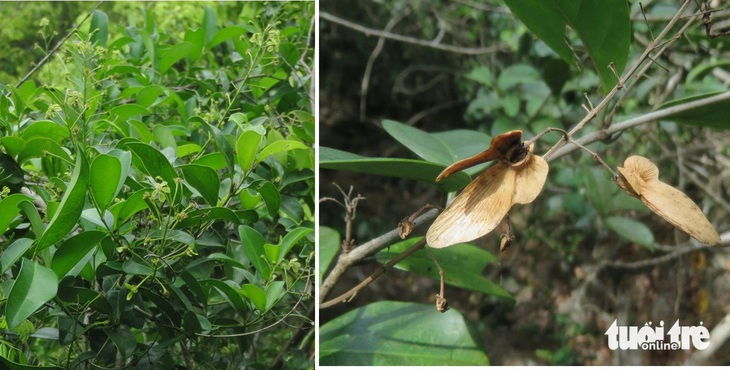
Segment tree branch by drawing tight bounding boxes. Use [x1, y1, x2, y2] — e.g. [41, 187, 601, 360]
[320, 11, 503, 55]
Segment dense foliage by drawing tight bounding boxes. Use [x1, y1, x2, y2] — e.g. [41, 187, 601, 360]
[1, 2, 314, 369]
[320, 0, 729, 366]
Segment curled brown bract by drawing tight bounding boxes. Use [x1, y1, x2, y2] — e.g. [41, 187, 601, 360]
[616, 155, 721, 246]
[427, 131, 549, 248]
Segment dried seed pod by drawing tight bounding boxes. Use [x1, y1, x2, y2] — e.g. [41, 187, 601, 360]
[616, 155, 721, 246]
[427, 131, 549, 248]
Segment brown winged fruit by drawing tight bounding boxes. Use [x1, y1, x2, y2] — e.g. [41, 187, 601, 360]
[616, 155, 721, 245]
[426, 131, 549, 248]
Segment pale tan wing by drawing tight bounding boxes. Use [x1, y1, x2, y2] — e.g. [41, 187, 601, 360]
[641, 180, 721, 245]
[512, 154, 549, 204]
[426, 162, 515, 248]
[617, 155, 657, 196]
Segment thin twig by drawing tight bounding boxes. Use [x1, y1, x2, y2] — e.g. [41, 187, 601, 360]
[321, 11, 503, 55]
[543, 0, 694, 160]
[320, 239, 427, 309]
[13, 1, 103, 91]
[319, 208, 439, 302]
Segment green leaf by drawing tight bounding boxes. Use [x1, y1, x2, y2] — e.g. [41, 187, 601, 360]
[209, 26, 248, 48]
[201, 279, 247, 315]
[36, 151, 89, 251]
[109, 104, 149, 123]
[90, 154, 122, 210]
[277, 227, 312, 262]
[184, 27, 205, 63]
[17, 137, 73, 165]
[136, 85, 166, 108]
[52, 230, 106, 278]
[20, 120, 69, 142]
[240, 284, 266, 312]
[376, 238, 512, 300]
[90, 10, 109, 47]
[176, 207, 240, 228]
[0, 356, 63, 370]
[197, 117, 235, 174]
[318, 227, 340, 284]
[466, 66, 493, 87]
[264, 281, 285, 311]
[236, 130, 263, 174]
[605, 216, 655, 249]
[123, 141, 179, 203]
[320, 147, 472, 193]
[159, 42, 195, 74]
[256, 140, 307, 163]
[249, 180, 281, 216]
[1, 238, 34, 274]
[320, 301, 489, 366]
[6, 258, 59, 329]
[504, 0, 631, 93]
[0, 194, 32, 234]
[658, 91, 730, 129]
[103, 327, 137, 359]
[180, 164, 220, 206]
[239, 225, 271, 280]
[497, 64, 541, 91]
[381, 120, 453, 165]
[202, 6, 218, 45]
[430, 130, 492, 175]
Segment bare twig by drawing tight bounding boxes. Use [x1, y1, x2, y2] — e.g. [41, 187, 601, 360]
[360, 11, 409, 122]
[319, 208, 439, 302]
[13, 1, 103, 91]
[320, 11, 503, 55]
[320, 239, 427, 309]
[543, 0, 694, 160]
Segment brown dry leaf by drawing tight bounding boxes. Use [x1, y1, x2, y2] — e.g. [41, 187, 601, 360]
[616, 155, 721, 246]
[426, 140, 549, 248]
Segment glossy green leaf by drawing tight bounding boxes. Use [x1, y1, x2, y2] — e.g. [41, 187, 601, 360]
[159, 42, 195, 74]
[6, 258, 59, 329]
[659, 91, 730, 129]
[240, 284, 266, 312]
[0, 356, 63, 370]
[202, 279, 247, 315]
[180, 164, 220, 206]
[90, 10, 108, 47]
[52, 230, 106, 278]
[376, 238, 512, 300]
[17, 137, 73, 165]
[184, 27, 205, 63]
[277, 227, 312, 263]
[202, 6, 218, 45]
[109, 104, 149, 123]
[504, 0, 631, 93]
[103, 327, 137, 359]
[1, 238, 34, 274]
[264, 281, 285, 311]
[37, 151, 89, 251]
[209, 26, 247, 48]
[176, 207, 240, 228]
[123, 142, 179, 202]
[249, 180, 281, 216]
[236, 130, 263, 173]
[319, 227, 340, 284]
[114, 189, 149, 225]
[0, 194, 32, 235]
[90, 154, 122, 210]
[320, 301, 489, 366]
[430, 130, 493, 175]
[320, 147, 472, 193]
[382, 120, 453, 165]
[605, 216, 654, 248]
[239, 225, 270, 279]
[136, 85, 166, 108]
[197, 117, 235, 174]
[257, 140, 306, 163]
[20, 120, 69, 142]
